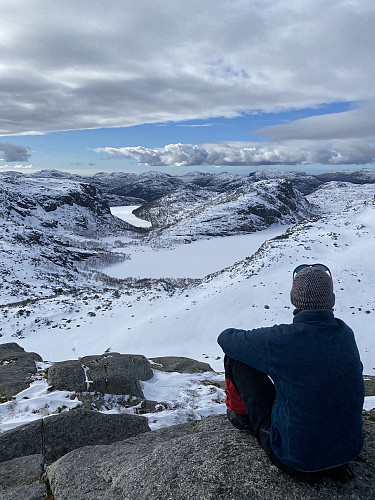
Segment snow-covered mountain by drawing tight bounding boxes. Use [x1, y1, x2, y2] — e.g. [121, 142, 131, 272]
[0, 172, 139, 304]
[29, 168, 375, 209]
[315, 168, 375, 184]
[248, 168, 321, 194]
[135, 179, 314, 245]
[30, 168, 323, 206]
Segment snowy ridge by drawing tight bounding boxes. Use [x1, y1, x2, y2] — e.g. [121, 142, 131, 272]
[249, 168, 321, 194]
[28, 168, 375, 208]
[137, 179, 314, 245]
[316, 168, 375, 184]
[30, 168, 323, 206]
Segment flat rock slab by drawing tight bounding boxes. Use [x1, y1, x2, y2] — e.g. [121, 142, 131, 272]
[0, 409, 150, 465]
[48, 353, 153, 396]
[46, 415, 375, 500]
[0, 418, 42, 463]
[0, 454, 46, 500]
[150, 356, 214, 373]
[0, 342, 42, 399]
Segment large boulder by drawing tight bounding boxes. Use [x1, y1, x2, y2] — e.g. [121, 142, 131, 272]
[150, 356, 214, 373]
[0, 409, 150, 465]
[0, 454, 46, 500]
[47, 359, 87, 392]
[46, 415, 375, 500]
[48, 353, 154, 397]
[0, 343, 42, 400]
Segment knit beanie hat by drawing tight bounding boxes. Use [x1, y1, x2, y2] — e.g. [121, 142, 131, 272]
[290, 267, 335, 311]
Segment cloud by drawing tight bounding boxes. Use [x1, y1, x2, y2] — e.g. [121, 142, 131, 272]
[256, 101, 375, 141]
[96, 140, 375, 167]
[0, 143, 31, 162]
[0, 0, 374, 135]
[95, 144, 209, 167]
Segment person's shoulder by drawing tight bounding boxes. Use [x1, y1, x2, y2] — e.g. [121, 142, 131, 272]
[333, 316, 355, 333]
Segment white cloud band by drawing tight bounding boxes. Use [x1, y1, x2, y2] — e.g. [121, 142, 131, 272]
[95, 140, 375, 167]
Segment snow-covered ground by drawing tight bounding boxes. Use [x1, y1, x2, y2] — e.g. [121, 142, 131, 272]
[1, 182, 374, 433]
[103, 224, 289, 279]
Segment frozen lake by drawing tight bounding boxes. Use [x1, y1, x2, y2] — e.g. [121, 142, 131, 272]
[105, 207, 289, 279]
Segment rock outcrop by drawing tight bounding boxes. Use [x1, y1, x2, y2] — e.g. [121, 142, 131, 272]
[150, 356, 214, 373]
[0, 410, 150, 465]
[1, 343, 373, 499]
[0, 343, 42, 399]
[48, 353, 153, 397]
[45, 414, 375, 500]
[0, 454, 46, 500]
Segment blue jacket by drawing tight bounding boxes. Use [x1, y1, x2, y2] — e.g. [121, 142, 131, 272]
[218, 310, 364, 471]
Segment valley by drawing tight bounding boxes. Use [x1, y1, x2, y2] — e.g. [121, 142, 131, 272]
[0, 169, 374, 433]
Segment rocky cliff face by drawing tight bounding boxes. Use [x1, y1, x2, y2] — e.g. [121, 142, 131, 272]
[1, 172, 132, 237]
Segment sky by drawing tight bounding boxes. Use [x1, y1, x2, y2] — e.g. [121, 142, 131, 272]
[0, 0, 374, 176]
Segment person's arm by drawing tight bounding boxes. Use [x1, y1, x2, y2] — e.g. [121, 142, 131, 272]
[218, 326, 273, 374]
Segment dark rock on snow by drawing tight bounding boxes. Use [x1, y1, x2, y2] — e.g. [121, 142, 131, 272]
[48, 353, 153, 397]
[0, 343, 42, 399]
[47, 359, 87, 392]
[150, 356, 214, 373]
[364, 376, 375, 396]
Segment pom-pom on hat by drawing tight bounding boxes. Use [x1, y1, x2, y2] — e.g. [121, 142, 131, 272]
[290, 267, 335, 311]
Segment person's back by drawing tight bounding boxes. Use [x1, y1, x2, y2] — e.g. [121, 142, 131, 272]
[218, 264, 364, 481]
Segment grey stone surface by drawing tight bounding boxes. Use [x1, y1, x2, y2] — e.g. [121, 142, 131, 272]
[364, 376, 375, 396]
[80, 353, 153, 396]
[48, 353, 153, 396]
[43, 409, 150, 464]
[48, 359, 87, 392]
[0, 343, 43, 399]
[150, 356, 214, 373]
[0, 409, 150, 465]
[0, 454, 46, 500]
[46, 415, 375, 500]
[0, 419, 42, 463]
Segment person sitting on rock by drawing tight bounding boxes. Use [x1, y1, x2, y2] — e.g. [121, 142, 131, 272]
[217, 264, 364, 483]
